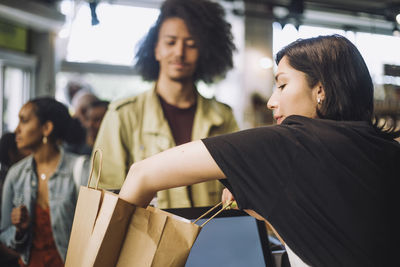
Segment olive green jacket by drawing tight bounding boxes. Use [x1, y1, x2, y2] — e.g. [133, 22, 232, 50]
[92, 87, 239, 208]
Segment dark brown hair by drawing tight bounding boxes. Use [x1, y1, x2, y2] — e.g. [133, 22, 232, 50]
[276, 34, 399, 139]
[134, 0, 235, 83]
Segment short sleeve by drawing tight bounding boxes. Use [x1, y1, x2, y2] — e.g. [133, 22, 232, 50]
[204, 115, 400, 266]
[202, 124, 299, 219]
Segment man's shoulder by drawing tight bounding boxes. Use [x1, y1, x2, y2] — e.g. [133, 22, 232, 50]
[109, 90, 151, 111]
[108, 96, 138, 111]
[202, 96, 234, 115]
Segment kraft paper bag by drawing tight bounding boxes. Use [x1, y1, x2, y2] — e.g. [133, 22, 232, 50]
[65, 186, 102, 267]
[150, 207, 202, 267]
[66, 149, 233, 267]
[116, 202, 233, 267]
[65, 150, 136, 267]
[116, 206, 201, 267]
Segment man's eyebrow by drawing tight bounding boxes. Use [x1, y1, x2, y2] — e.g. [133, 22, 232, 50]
[161, 35, 194, 40]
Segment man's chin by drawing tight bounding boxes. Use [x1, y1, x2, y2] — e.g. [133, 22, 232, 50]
[169, 76, 193, 83]
[167, 70, 195, 82]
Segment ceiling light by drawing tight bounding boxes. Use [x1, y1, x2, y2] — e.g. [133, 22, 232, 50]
[259, 57, 273, 69]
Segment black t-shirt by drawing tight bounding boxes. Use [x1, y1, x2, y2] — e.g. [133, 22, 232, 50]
[202, 115, 399, 267]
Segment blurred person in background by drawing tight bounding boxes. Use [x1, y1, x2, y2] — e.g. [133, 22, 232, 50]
[0, 132, 30, 187]
[0, 97, 90, 267]
[0, 132, 30, 267]
[93, 0, 239, 209]
[65, 91, 100, 155]
[71, 90, 99, 127]
[62, 80, 93, 109]
[84, 100, 109, 153]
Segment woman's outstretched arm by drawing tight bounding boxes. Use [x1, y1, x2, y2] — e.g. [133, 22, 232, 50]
[119, 140, 226, 206]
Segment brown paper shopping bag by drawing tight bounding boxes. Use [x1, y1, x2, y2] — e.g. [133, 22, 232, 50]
[65, 150, 135, 267]
[116, 201, 232, 267]
[66, 149, 233, 267]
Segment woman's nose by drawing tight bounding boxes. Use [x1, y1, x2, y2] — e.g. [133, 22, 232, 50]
[267, 90, 278, 110]
[15, 123, 21, 133]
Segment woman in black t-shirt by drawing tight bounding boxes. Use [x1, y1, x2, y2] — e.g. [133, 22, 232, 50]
[119, 35, 400, 266]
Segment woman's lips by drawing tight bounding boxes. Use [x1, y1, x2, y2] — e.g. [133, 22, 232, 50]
[274, 116, 284, 125]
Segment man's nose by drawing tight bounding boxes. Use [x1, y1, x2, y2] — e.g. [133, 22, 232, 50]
[174, 41, 185, 58]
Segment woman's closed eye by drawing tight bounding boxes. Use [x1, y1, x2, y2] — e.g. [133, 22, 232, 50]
[278, 84, 286, 90]
[18, 117, 28, 123]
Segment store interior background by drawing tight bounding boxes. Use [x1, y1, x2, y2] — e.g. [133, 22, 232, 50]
[1, 0, 400, 134]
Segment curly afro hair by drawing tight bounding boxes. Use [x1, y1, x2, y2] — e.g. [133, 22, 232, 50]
[134, 0, 236, 84]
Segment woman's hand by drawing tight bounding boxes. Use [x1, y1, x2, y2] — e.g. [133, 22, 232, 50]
[221, 188, 237, 209]
[11, 205, 30, 235]
[221, 188, 266, 221]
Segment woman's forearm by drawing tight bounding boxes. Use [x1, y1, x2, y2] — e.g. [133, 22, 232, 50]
[118, 161, 156, 207]
[119, 140, 226, 206]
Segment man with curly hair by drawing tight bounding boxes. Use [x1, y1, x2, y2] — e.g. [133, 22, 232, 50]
[93, 0, 239, 208]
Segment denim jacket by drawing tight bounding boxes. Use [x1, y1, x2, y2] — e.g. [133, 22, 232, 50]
[0, 149, 89, 264]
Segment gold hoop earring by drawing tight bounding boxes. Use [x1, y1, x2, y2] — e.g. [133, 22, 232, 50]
[43, 136, 48, 144]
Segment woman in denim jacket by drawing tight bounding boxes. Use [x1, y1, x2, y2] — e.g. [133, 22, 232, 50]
[0, 97, 89, 266]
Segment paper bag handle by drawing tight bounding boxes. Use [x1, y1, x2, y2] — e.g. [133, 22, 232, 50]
[87, 149, 103, 190]
[193, 201, 233, 228]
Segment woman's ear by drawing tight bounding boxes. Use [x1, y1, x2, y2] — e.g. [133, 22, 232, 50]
[315, 82, 325, 102]
[42, 121, 54, 139]
[318, 83, 325, 101]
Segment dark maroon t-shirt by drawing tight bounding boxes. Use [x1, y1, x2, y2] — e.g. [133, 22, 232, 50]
[159, 95, 197, 206]
[158, 95, 196, 146]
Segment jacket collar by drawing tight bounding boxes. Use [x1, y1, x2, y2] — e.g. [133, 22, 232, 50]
[192, 90, 224, 139]
[23, 147, 68, 177]
[142, 86, 172, 136]
[142, 85, 224, 139]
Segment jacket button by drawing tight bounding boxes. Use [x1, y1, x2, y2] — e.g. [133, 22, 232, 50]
[156, 137, 170, 150]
